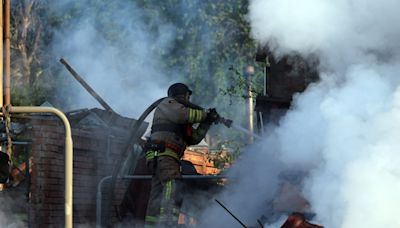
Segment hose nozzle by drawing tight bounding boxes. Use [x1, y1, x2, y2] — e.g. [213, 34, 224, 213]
[218, 117, 233, 128]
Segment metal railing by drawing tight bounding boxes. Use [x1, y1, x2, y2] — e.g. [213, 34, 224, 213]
[8, 106, 73, 228]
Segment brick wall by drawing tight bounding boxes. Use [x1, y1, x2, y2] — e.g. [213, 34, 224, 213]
[28, 115, 224, 227]
[29, 115, 128, 227]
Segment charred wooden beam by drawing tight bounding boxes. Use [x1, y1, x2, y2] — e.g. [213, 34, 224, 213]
[59, 58, 115, 113]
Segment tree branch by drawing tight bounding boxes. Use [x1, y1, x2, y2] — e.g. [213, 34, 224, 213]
[28, 24, 42, 66]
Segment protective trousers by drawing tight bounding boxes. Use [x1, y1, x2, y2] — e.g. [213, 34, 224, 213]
[145, 155, 182, 228]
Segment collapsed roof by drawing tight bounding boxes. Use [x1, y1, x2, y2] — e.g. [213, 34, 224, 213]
[66, 108, 149, 138]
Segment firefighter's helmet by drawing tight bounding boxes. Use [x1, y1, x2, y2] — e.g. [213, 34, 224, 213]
[167, 83, 192, 97]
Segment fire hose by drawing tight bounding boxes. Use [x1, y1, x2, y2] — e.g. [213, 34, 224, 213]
[58, 59, 268, 228]
[104, 99, 233, 227]
[58, 59, 234, 226]
[105, 97, 165, 227]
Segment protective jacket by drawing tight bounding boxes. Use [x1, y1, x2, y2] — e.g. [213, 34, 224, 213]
[144, 96, 211, 227]
[145, 97, 210, 161]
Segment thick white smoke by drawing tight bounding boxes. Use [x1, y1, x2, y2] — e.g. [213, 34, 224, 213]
[249, 0, 400, 69]
[244, 0, 400, 227]
[0, 194, 27, 227]
[50, 1, 176, 117]
[43, 1, 400, 227]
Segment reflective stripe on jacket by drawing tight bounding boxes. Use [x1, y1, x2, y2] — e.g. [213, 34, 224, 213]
[150, 97, 209, 159]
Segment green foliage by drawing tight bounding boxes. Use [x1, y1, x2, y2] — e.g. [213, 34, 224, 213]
[11, 0, 263, 105]
[10, 0, 63, 106]
[132, 0, 264, 104]
[130, 0, 266, 146]
[10, 146, 28, 168]
[10, 0, 264, 148]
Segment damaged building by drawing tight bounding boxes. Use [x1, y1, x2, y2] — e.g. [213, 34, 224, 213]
[0, 104, 228, 227]
[0, 47, 325, 228]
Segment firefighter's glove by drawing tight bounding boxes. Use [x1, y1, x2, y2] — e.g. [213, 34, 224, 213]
[206, 108, 220, 124]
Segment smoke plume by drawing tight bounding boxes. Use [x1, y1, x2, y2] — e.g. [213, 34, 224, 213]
[222, 0, 400, 227]
[49, 1, 176, 117]
[42, 0, 400, 227]
[0, 194, 27, 227]
[44, 1, 257, 227]
[33, 0, 400, 227]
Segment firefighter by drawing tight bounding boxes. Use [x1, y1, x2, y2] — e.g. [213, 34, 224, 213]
[144, 83, 219, 227]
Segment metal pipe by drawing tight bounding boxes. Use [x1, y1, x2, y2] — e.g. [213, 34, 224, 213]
[0, 1, 3, 107]
[96, 174, 228, 228]
[248, 92, 254, 144]
[96, 176, 111, 228]
[246, 66, 255, 144]
[4, 0, 10, 105]
[59, 58, 115, 113]
[258, 112, 264, 135]
[8, 106, 73, 228]
[12, 141, 32, 145]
